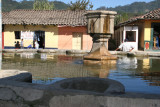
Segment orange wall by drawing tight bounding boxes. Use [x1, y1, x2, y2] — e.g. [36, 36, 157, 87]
[58, 26, 92, 50]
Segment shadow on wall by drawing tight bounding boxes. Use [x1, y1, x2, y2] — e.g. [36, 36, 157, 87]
[108, 39, 116, 50]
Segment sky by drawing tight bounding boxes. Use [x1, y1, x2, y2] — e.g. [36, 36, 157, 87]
[15, 0, 154, 10]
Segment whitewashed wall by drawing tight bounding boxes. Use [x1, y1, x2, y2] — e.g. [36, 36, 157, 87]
[123, 26, 138, 51]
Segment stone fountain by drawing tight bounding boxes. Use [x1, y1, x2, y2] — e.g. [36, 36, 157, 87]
[84, 10, 117, 64]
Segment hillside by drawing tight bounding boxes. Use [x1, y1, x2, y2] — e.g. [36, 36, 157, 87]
[2, 0, 160, 25]
[2, 0, 69, 12]
[97, 0, 160, 13]
[96, 0, 160, 25]
[2, 0, 160, 13]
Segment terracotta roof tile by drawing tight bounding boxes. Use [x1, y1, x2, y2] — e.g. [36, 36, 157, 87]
[2, 9, 87, 26]
[119, 8, 160, 26]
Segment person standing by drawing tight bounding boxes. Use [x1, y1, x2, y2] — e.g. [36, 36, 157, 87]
[21, 39, 24, 49]
[35, 40, 39, 49]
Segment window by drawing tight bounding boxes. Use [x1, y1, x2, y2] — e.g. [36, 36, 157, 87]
[15, 31, 21, 39]
[126, 31, 136, 42]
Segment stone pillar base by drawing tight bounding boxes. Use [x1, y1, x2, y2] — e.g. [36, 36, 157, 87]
[84, 44, 117, 63]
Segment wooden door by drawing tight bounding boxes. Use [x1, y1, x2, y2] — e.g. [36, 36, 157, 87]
[72, 33, 82, 50]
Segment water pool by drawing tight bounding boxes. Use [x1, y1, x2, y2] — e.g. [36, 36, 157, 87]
[2, 53, 160, 94]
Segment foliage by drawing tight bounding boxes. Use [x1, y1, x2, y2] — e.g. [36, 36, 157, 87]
[16, 0, 33, 10]
[33, 0, 55, 10]
[53, 1, 69, 10]
[68, 0, 93, 10]
[97, 0, 160, 25]
[114, 12, 142, 25]
[97, 0, 160, 13]
[115, 13, 129, 25]
[2, 0, 69, 12]
[2, 0, 19, 12]
[2, 0, 160, 25]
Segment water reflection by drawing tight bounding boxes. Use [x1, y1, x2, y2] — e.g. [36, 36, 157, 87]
[2, 53, 160, 94]
[84, 60, 116, 78]
[117, 56, 137, 69]
[21, 53, 35, 59]
[0, 53, 2, 70]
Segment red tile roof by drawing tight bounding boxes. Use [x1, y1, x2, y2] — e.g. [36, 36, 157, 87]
[119, 8, 160, 26]
[2, 9, 87, 26]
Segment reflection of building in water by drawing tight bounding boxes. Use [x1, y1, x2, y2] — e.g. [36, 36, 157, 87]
[46, 54, 54, 60]
[142, 58, 150, 72]
[2, 54, 97, 80]
[117, 56, 137, 69]
[41, 54, 55, 60]
[143, 76, 160, 86]
[20, 53, 35, 59]
[84, 60, 117, 78]
[0, 53, 2, 70]
[41, 54, 47, 60]
[57, 55, 73, 62]
[140, 58, 160, 86]
[3, 53, 15, 59]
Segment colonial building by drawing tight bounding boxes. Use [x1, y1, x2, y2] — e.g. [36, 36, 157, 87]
[114, 8, 160, 51]
[2, 9, 92, 50]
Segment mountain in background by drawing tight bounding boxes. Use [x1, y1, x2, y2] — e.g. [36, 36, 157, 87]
[96, 0, 160, 24]
[2, 0, 160, 13]
[97, 0, 160, 13]
[2, 0, 69, 12]
[2, 0, 160, 24]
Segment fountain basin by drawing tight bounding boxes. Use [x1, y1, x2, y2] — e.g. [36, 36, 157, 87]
[53, 77, 125, 94]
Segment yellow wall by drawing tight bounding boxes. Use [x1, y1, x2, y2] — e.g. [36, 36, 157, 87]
[144, 21, 151, 41]
[4, 25, 58, 48]
[144, 20, 160, 41]
[138, 22, 145, 49]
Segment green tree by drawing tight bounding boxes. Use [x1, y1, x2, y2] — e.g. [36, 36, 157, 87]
[69, 0, 93, 10]
[2, 0, 19, 12]
[115, 12, 129, 25]
[33, 0, 55, 10]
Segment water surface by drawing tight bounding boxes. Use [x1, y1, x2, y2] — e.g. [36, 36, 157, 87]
[2, 53, 160, 94]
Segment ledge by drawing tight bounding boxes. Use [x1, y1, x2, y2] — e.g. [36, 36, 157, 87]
[0, 71, 160, 107]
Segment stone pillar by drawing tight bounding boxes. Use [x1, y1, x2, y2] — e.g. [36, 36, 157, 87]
[90, 34, 111, 52]
[85, 11, 116, 53]
[84, 10, 117, 62]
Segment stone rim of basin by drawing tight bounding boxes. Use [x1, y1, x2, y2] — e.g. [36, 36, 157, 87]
[0, 70, 32, 82]
[52, 77, 125, 95]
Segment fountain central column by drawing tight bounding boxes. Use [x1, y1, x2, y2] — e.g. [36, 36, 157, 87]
[84, 10, 117, 63]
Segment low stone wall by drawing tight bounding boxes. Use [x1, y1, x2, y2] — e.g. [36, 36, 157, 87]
[0, 70, 32, 82]
[3, 49, 160, 57]
[0, 80, 160, 107]
[0, 70, 160, 107]
[2, 49, 90, 54]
